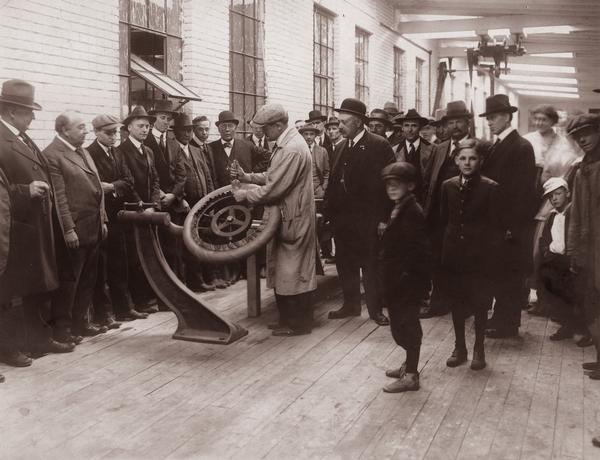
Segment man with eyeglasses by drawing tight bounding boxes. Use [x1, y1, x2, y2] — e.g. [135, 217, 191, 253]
[88, 114, 137, 325]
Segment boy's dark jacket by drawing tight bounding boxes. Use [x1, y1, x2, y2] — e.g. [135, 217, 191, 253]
[379, 194, 432, 300]
[440, 174, 502, 273]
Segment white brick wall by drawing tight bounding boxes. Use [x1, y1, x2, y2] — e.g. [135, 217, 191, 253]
[0, 0, 120, 147]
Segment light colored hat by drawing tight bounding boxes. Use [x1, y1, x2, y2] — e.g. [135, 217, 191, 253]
[542, 177, 569, 196]
[252, 104, 288, 126]
[92, 114, 121, 130]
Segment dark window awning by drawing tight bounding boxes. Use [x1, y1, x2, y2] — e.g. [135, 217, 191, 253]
[130, 54, 202, 102]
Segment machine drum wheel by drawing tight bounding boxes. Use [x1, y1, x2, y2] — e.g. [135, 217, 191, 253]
[183, 184, 281, 264]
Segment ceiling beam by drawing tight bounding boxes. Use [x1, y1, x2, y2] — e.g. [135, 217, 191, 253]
[397, 15, 596, 34]
[438, 42, 599, 57]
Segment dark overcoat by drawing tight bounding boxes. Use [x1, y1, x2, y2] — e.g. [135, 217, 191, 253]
[177, 143, 214, 206]
[145, 132, 186, 199]
[481, 129, 538, 271]
[117, 138, 161, 205]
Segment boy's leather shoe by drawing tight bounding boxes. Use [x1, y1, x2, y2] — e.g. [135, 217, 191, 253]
[447, 348, 468, 367]
[471, 349, 486, 370]
[385, 362, 406, 379]
[383, 373, 419, 393]
[371, 313, 389, 326]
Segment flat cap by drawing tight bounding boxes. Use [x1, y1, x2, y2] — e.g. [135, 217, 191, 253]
[381, 161, 417, 183]
[542, 177, 569, 196]
[92, 114, 121, 130]
[252, 104, 288, 126]
[566, 113, 600, 136]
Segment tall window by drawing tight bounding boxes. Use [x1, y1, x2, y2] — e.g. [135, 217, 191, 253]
[393, 47, 405, 111]
[119, 0, 183, 113]
[229, 0, 266, 136]
[415, 57, 424, 113]
[355, 28, 369, 103]
[313, 8, 334, 116]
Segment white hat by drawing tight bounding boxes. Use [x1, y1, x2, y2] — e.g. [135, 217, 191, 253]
[542, 177, 569, 197]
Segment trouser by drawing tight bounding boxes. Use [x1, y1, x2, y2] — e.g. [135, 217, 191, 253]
[52, 243, 99, 333]
[489, 269, 528, 330]
[22, 292, 53, 348]
[334, 230, 381, 318]
[388, 298, 423, 350]
[125, 228, 155, 306]
[275, 291, 314, 332]
[158, 211, 184, 279]
[0, 299, 25, 352]
[93, 221, 130, 319]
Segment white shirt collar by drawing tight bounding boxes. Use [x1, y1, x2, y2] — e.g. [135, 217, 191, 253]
[350, 129, 366, 146]
[97, 140, 110, 156]
[152, 127, 165, 140]
[178, 141, 190, 157]
[406, 137, 421, 150]
[57, 135, 77, 151]
[496, 126, 515, 142]
[129, 136, 143, 152]
[0, 118, 20, 137]
[252, 134, 265, 145]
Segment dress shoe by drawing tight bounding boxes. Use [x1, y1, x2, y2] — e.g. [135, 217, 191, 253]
[470, 349, 486, 370]
[588, 369, 600, 380]
[549, 326, 573, 341]
[116, 309, 149, 321]
[328, 307, 361, 319]
[34, 339, 75, 354]
[0, 350, 33, 367]
[271, 326, 311, 337]
[593, 436, 600, 448]
[383, 372, 419, 393]
[213, 278, 228, 289]
[70, 335, 84, 345]
[138, 304, 159, 314]
[102, 317, 122, 330]
[200, 282, 216, 291]
[582, 362, 599, 371]
[385, 362, 406, 379]
[485, 327, 519, 339]
[419, 306, 448, 319]
[371, 313, 390, 326]
[446, 348, 468, 367]
[74, 325, 105, 337]
[0, 374, 4, 383]
[576, 335, 593, 347]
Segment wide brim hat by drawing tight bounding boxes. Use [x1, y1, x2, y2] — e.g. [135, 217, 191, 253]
[431, 108, 447, 127]
[335, 98, 367, 120]
[479, 94, 518, 117]
[383, 101, 400, 117]
[148, 99, 177, 115]
[172, 112, 194, 130]
[442, 100, 473, 122]
[368, 109, 392, 127]
[0, 79, 42, 110]
[306, 109, 327, 123]
[394, 108, 429, 126]
[324, 116, 340, 128]
[122, 105, 156, 126]
[298, 124, 321, 134]
[216, 110, 239, 126]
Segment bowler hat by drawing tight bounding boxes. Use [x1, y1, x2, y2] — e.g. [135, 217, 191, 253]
[381, 161, 417, 182]
[324, 116, 340, 128]
[216, 110, 239, 126]
[478, 94, 518, 117]
[148, 99, 177, 115]
[368, 109, 392, 127]
[122, 105, 156, 126]
[252, 104, 288, 126]
[173, 112, 194, 130]
[0, 79, 42, 110]
[335, 98, 367, 119]
[395, 108, 429, 126]
[442, 100, 473, 122]
[383, 101, 400, 116]
[306, 110, 327, 123]
[92, 114, 121, 130]
[566, 113, 600, 136]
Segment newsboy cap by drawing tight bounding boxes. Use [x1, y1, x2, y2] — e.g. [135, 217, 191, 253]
[92, 114, 121, 130]
[542, 177, 569, 197]
[381, 161, 417, 183]
[252, 104, 288, 126]
[566, 113, 600, 136]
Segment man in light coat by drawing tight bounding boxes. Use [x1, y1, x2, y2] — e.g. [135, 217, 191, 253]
[232, 104, 317, 336]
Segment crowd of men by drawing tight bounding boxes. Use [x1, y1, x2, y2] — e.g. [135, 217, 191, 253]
[0, 77, 599, 406]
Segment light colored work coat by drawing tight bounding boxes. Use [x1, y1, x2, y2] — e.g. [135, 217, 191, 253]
[246, 127, 317, 295]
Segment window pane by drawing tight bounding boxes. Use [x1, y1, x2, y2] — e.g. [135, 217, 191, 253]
[165, 36, 182, 81]
[244, 56, 256, 93]
[314, 45, 321, 75]
[119, 23, 129, 75]
[244, 17, 255, 55]
[256, 0, 265, 21]
[244, 95, 255, 129]
[327, 17, 334, 45]
[120, 75, 130, 118]
[327, 49, 334, 78]
[231, 0, 245, 14]
[130, 0, 147, 27]
[314, 77, 321, 106]
[255, 22, 264, 59]
[314, 13, 320, 44]
[231, 53, 244, 92]
[321, 14, 327, 44]
[231, 13, 244, 53]
[232, 92, 244, 120]
[256, 58, 265, 96]
[148, 0, 165, 32]
[120, 0, 129, 22]
[166, 0, 181, 36]
[321, 78, 328, 106]
[321, 46, 327, 75]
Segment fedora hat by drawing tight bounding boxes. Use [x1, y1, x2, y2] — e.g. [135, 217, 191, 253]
[335, 98, 367, 119]
[431, 108, 447, 127]
[172, 112, 194, 130]
[148, 99, 177, 115]
[479, 94, 518, 117]
[442, 100, 472, 122]
[122, 105, 156, 126]
[215, 110, 239, 126]
[383, 101, 400, 117]
[306, 109, 327, 123]
[395, 108, 429, 126]
[0, 79, 42, 110]
[298, 124, 320, 134]
[368, 108, 392, 126]
[324, 116, 340, 128]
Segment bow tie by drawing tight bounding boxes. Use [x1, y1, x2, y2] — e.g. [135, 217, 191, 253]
[223, 142, 232, 149]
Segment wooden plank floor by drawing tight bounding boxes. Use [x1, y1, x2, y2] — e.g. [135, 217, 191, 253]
[1, 265, 599, 460]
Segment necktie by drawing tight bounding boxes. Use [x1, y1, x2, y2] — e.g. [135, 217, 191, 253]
[318, 136, 322, 146]
[451, 140, 460, 157]
[258, 138, 262, 149]
[159, 133, 165, 151]
[408, 143, 416, 160]
[76, 147, 91, 169]
[348, 139, 354, 149]
[19, 132, 41, 155]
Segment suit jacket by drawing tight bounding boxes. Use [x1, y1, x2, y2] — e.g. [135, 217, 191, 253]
[145, 131, 186, 198]
[43, 137, 106, 247]
[117, 138, 161, 205]
[423, 138, 464, 218]
[87, 139, 134, 221]
[178, 143, 214, 206]
[481, 129, 537, 270]
[395, 137, 434, 173]
[0, 122, 60, 295]
[209, 137, 265, 188]
[440, 174, 501, 273]
[190, 137, 217, 184]
[325, 131, 395, 232]
[311, 143, 329, 198]
[245, 127, 317, 295]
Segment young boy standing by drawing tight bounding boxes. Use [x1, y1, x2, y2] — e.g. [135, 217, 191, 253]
[441, 139, 500, 370]
[380, 162, 432, 393]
